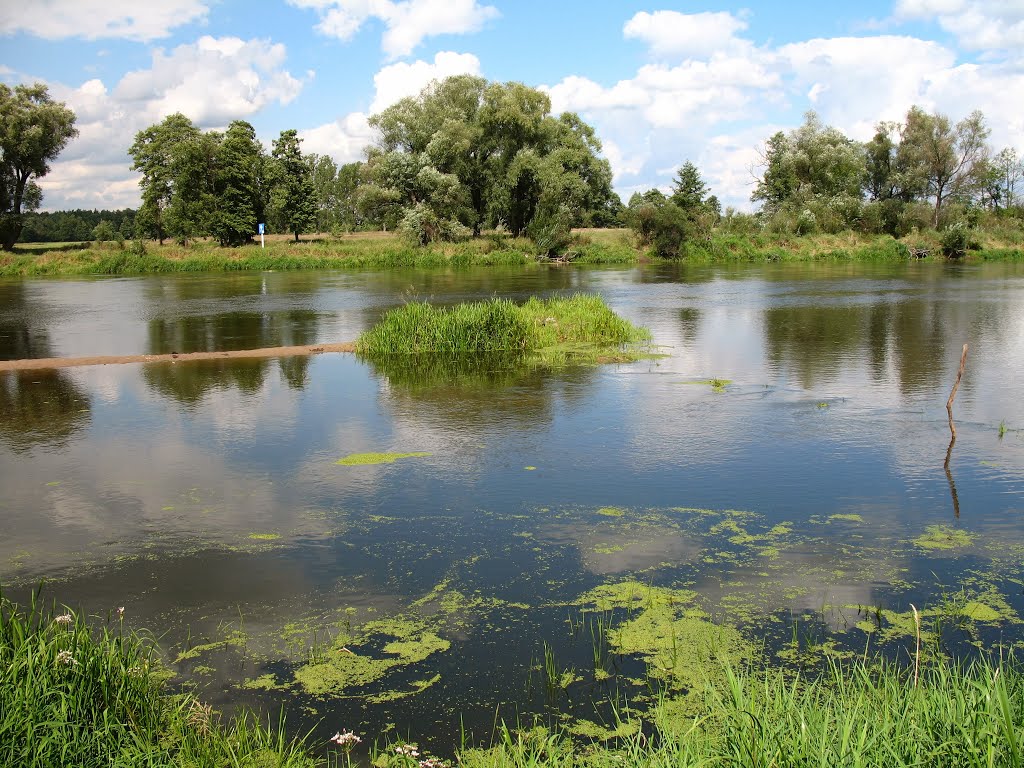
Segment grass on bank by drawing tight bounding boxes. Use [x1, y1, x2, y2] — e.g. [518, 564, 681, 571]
[3, 228, 1022, 277]
[460, 656, 1024, 768]
[0, 591, 315, 768]
[353, 294, 651, 362]
[5, 591, 1024, 767]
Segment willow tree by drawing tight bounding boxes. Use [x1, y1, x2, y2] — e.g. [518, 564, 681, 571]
[0, 83, 77, 250]
[362, 75, 615, 243]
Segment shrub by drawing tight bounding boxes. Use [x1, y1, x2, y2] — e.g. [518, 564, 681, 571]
[941, 221, 970, 258]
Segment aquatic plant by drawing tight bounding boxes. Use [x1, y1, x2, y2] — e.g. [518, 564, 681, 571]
[0, 590, 314, 767]
[355, 294, 649, 360]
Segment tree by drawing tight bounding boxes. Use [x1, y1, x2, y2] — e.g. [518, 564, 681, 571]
[899, 106, 990, 226]
[210, 121, 263, 246]
[991, 148, 1022, 209]
[363, 75, 616, 244]
[129, 113, 201, 244]
[270, 129, 316, 242]
[0, 83, 77, 250]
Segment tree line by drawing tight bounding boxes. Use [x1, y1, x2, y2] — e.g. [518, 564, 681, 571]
[4, 78, 1023, 254]
[127, 75, 621, 248]
[625, 107, 1023, 258]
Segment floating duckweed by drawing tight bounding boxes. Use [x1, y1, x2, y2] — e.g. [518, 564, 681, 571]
[293, 617, 449, 697]
[597, 507, 625, 517]
[829, 514, 864, 523]
[336, 452, 432, 466]
[913, 525, 974, 550]
[247, 533, 280, 541]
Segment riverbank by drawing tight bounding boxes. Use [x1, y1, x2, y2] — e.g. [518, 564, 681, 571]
[6, 594, 1021, 768]
[3, 229, 1022, 277]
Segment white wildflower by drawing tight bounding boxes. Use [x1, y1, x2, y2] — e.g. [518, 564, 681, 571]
[330, 729, 362, 748]
[56, 650, 77, 667]
[54, 613, 73, 626]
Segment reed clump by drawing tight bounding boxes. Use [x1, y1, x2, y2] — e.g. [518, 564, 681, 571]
[354, 294, 650, 359]
[0, 591, 314, 768]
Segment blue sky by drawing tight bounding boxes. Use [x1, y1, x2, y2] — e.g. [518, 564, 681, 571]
[2, 0, 1022, 212]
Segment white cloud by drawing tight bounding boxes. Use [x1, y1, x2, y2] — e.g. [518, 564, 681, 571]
[115, 36, 304, 126]
[894, 0, 1024, 52]
[298, 51, 480, 165]
[298, 112, 377, 164]
[288, 0, 498, 59]
[623, 10, 749, 59]
[0, 0, 208, 42]
[777, 36, 956, 138]
[370, 51, 481, 113]
[32, 37, 304, 210]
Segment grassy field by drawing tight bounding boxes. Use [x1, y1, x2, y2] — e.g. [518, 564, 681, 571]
[3, 228, 1021, 278]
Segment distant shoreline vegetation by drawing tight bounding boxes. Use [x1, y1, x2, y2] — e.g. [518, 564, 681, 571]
[5, 76, 1024, 272]
[1, 228, 1022, 278]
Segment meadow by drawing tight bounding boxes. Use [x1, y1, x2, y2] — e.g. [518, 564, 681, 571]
[2, 227, 1022, 278]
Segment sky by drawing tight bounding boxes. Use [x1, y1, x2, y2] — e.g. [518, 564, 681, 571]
[2, 0, 1023, 213]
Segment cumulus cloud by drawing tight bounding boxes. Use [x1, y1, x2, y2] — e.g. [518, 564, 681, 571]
[298, 112, 377, 164]
[894, 0, 1024, 52]
[32, 37, 304, 210]
[115, 36, 304, 126]
[370, 50, 481, 112]
[0, 0, 208, 42]
[299, 51, 480, 165]
[288, 0, 498, 59]
[623, 10, 750, 59]
[776, 36, 956, 138]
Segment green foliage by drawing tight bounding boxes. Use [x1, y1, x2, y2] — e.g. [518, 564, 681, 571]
[942, 221, 972, 258]
[91, 220, 116, 242]
[0, 83, 78, 250]
[0, 592, 316, 768]
[270, 129, 316, 241]
[355, 294, 649, 359]
[364, 75, 616, 244]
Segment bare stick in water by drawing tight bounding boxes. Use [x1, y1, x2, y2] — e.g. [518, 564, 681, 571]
[946, 343, 968, 414]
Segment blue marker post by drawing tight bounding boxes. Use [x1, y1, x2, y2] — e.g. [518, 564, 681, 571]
[258, 223, 265, 248]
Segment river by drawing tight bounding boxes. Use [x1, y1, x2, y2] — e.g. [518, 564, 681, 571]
[2, 261, 1023, 756]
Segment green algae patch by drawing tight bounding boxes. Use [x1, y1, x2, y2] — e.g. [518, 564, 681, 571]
[828, 514, 864, 523]
[914, 525, 974, 551]
[336, 451, 431, 466]
[247, 532, 281, 541]
[241, 673, 291, 692]
[566, 718, 640, 741]
[597, 507, 626, 518]
[576, 579, 755, 708]
[292, 617, 449, 698]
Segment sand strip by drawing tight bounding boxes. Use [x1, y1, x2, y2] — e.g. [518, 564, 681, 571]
[0, 342, 356, 372]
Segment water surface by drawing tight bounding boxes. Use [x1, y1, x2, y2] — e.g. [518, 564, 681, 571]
[2, 261, 1023, 755]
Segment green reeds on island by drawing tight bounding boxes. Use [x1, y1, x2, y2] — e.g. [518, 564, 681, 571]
[354, 294, 651, 359]
[0, 592, 315, 768]
[461, 657, 1024, 768]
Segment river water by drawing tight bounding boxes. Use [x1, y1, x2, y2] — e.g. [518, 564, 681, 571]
[2, 261, 1023, 755]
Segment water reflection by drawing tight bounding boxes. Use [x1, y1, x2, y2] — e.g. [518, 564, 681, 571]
[0, 371, 90, 453]
[0, 283, 91, 451]
[368, 354, 599, 433]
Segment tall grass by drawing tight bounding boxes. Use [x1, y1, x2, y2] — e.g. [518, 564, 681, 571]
[354, 295, 650, 358]
[0, 591, 316, 768]
[458, 656, 1024, 768]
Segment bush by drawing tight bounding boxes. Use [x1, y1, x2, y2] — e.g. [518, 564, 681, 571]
[92, 220, 116, 243]
[941, 221, 970, 258]
[526, 204, 574, 257]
